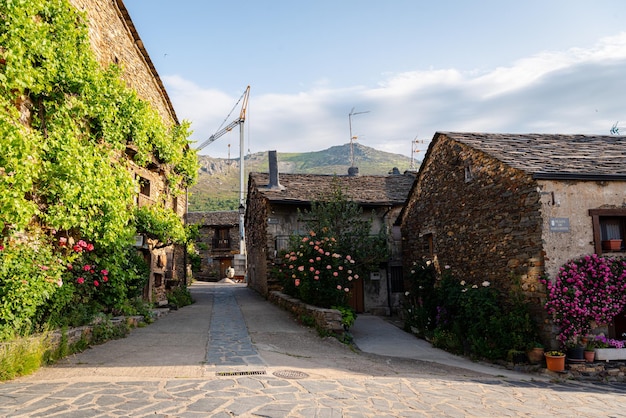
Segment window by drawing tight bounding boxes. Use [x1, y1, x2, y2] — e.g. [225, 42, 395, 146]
[212, 227, 231, 249]
[139, 176, 150, 196]
[589, 209, 626, 254]
[464, 163, 473, 182]
[421, 233, 434, 258]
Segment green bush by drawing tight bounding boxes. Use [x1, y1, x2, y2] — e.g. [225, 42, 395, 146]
[403, 265, 539, 361]
[0, 0, 199, 342]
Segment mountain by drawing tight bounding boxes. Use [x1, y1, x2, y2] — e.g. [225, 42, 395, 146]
[188, 143, 416, 212]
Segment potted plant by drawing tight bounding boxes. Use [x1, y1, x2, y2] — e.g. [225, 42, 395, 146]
[544, 350, 566, 372]
[565, 337, 585, 362]
[584, 340, 596, 363]
[527, 342, 545, 364]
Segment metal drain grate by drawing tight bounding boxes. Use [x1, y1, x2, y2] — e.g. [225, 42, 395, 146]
[272, 369, 309, 379]
[216, 370, 267, 377]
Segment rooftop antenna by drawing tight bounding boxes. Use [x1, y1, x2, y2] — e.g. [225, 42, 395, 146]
[610, 121, 621, 135]
[348, 107, 370, 167]
[410, 136, 425, 170]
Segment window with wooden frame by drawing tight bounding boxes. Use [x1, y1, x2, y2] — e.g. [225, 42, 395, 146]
[589, 209, 626, 254]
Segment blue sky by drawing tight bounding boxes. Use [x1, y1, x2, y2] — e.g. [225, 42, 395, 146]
[124, 1, 626, 159]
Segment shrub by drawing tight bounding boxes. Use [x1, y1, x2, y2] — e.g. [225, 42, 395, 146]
[276, 231, 359, 308]
[404, 263, 538, 361]
[543, 254, 626, 345]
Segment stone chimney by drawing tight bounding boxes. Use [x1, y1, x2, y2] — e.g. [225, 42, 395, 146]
[267, 150, 284, 190]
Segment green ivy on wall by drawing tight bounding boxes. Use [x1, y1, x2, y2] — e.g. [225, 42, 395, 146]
[0, 0, 199, 340]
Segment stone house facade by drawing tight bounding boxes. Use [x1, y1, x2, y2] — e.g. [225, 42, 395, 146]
[68, 0, 187, 302]
[245, 152, 416, 314]
[400, 132, 626, 342]
[186, 211, 241, 281]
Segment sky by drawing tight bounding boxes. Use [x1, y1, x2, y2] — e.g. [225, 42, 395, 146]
[123, 1, 626, 159]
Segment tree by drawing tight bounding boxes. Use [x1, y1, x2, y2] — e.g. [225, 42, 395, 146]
[299, 177, 389, 275]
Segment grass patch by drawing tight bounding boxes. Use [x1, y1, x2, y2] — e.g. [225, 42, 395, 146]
[0, 334, 51, 381]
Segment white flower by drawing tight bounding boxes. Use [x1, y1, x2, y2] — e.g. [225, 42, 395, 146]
[444, 265, 451, 269]
[482, 281, 490, 287]
[460, 280, 466, 286]
[426, 260, 432, 266]
[410, 270, 415, 274]
[405, 291, 410, 296]
[462, 288, 467, 293]
[472, 284, 478, 289]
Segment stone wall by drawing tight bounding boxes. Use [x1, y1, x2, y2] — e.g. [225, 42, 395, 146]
[68, 0, 177, 124]
[402, 136, 545, 291]
[268, 291, 344, 334]
[245, 177, 270, 295]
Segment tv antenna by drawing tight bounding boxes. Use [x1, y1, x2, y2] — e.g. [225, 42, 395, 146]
[348, 107, 370, 167]
[610, 121, 622, 135]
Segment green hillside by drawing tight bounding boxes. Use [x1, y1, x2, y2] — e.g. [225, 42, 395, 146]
[188, 143, 415, 211]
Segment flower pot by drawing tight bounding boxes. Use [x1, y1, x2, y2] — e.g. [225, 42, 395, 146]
[545, 354, 566, 372]
[584, 350, 595, 362]
[527, 347, 544, 364]
[602, 239, 623, 251]
[566, 346, 585, 362]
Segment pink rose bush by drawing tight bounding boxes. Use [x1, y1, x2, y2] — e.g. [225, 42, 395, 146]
[275, 231, 359, 308]
[542, 254, 626, 345]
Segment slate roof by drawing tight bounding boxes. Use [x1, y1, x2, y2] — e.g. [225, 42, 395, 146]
[186, 211, 239, 226]
[438, 132, 626, 179]
[249, 172, 416, 206]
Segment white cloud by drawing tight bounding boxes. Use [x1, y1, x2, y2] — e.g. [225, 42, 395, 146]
[164, 32, 626, 159]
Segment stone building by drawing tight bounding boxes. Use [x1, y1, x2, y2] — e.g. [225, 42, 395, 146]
[245, 152, 416, 314]
[68, 0, 188, 302]
[399, 132, 626, 341]
[186, 211, 241, 282]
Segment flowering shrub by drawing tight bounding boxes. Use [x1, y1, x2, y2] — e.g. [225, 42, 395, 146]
[0, 236, 66, 340]
[542, 254, 626, 345]
[404, 263, 538, 361]
[276, 231, 358, 308]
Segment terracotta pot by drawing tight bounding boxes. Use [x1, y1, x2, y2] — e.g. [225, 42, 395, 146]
[527, 347, 544, 364]
[602, 239, 623, 251]
[584, 350, 595, 363]
[545, 354, 566, 372]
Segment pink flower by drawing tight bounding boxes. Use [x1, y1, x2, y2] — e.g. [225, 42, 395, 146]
[100, 269, 108, 276]
[295, 279, 301, 287]
[77, 240, 87, 248]
[336, 285, 342, 290]
[93, 280, 99, 287]
[83, 265, 91, 271]
[67, 264, 73, 270]
[59, 237, 67, 246]
[103, 276, 109, 282]
[314, 276, 319, 280]
[333, 272, 338, 277]
[77, 277, 85, 284]
[73, 245, 82, 253]
[0, 244, 3, 251]
[297, 266, 305, 272]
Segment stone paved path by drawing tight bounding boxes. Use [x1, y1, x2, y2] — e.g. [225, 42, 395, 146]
[1, 282, 625, 417]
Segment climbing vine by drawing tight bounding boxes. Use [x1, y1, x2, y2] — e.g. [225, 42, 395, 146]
[0, 0, 199, 339]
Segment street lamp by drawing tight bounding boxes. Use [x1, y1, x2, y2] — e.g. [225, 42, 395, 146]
[348, 108, 370, 167]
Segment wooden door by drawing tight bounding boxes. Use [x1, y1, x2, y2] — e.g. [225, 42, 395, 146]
[348, 278, 364, 313]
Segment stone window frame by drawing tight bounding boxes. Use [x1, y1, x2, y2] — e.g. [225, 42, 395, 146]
[589, 208, 626, 254]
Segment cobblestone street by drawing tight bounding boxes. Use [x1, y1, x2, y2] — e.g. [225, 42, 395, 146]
[1, 282, 624, 417]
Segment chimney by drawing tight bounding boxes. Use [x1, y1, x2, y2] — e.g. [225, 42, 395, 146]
[267, 150, 284, 190]
[348, 166, 359, 176]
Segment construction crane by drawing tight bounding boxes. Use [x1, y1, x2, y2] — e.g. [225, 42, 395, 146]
[196, 86, 250, 269]
[196, 85, 250, 150]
